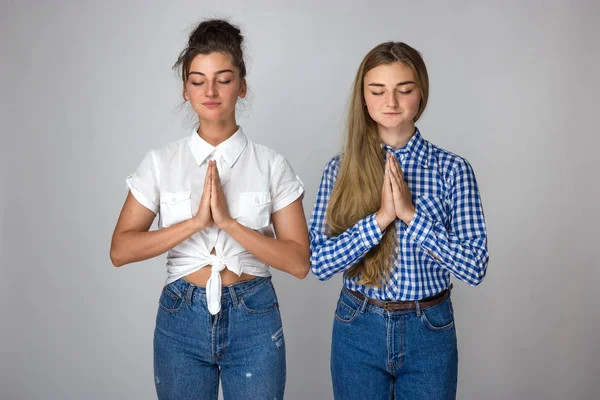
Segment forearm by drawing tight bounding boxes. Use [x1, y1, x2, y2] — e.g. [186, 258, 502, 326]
[110, 218, 200, 267]
[310, 213, 383, 281]
[406, 211, 488, 285]
[221, 219, 309, 279]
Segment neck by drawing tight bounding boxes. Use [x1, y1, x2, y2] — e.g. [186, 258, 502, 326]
[197, 118, 238, 147]
[377, 122, 416, 149]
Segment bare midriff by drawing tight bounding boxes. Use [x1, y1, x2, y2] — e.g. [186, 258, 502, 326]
[182, 248, 258, 287]
[183, 268, 258, 287]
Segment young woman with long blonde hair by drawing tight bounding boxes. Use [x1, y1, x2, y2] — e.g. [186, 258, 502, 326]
[310, 42, 489, 399]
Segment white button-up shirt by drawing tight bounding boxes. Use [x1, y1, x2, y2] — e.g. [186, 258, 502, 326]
[126, 127, 304, 314]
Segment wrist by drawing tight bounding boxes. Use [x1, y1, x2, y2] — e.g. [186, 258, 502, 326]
[189, 217, 207, 232]
[375, 210, 394, 231]
[219, 217, 238, 233]
[401, 207, 416, 225]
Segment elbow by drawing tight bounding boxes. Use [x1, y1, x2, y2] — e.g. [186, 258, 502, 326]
[110, 246, 126, 267]
[470, 276, 485, 287]
[468, 261, 489, 287]
[294, 268, 309, 280]
[293, 257, 310, 280]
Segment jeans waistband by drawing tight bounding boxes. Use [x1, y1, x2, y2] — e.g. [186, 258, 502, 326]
[167, 276, 271, 306]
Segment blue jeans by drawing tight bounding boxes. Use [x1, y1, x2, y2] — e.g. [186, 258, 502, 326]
[331, 287, 458, 400]
[153, 277, 286, 399]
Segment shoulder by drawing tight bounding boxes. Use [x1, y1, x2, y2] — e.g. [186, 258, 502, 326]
[429, 142, 475, 181]
[245, 138, 290, 167]
[145, 136, 189, 164]
[322, 154, 342, 181]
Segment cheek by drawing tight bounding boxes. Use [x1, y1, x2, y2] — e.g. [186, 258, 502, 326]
[401, 93, 421, 111]
[365, 97, 383, 117]
[221, 85, 241, 103]
[185, 84, 203, 99]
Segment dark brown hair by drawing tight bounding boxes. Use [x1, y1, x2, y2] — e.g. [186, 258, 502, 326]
[173, 19, 246, 84]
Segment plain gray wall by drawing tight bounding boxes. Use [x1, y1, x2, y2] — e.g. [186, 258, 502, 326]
[1, 1, 599, 399]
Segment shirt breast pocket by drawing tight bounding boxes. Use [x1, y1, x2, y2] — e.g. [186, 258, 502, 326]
[160, 191, 193, 228]
[414, 195, 449, 227]
[236, 192, 272, 230]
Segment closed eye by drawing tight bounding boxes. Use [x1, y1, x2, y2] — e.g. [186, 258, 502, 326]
[371, 92, 384, 96]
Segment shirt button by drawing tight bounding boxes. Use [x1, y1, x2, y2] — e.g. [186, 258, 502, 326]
[412, 234, 417, 241]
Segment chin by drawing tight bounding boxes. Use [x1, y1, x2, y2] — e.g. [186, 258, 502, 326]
[377, 120, 405, 129]
[198, 110, 228, 121]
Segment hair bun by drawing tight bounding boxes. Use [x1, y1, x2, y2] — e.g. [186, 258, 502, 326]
[188, 19, 243, 49]
[173, 18, 247, 83]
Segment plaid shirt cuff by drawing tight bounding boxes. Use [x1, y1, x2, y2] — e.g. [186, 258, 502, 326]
[358, 213, 384, 249]
[405, 209, 434, 246]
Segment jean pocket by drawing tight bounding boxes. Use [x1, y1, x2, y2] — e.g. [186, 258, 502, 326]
[235, 192, 272, 230]
[159, 191, 193, 228]
[158, 283, 185, 314]
[334, 294, 360, 324]
[421, 298, 455, 332]
[239, 281, 279, 314]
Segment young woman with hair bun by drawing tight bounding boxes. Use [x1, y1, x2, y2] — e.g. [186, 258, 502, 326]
[110, 19, 308, 399]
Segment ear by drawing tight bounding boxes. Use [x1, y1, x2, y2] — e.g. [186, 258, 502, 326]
[183, 84, 189, 102]
[238, 79, 247, 99]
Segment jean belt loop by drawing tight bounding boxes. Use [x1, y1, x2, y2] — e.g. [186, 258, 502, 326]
[228, 285, 238, 307]
[185, 283, 194, 305]
[415, 299, 422, 317]
[359, 295, 369, 313]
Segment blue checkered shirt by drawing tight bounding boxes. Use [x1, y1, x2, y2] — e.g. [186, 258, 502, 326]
[309, 130, 488, 300]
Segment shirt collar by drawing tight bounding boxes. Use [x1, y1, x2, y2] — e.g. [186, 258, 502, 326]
[382, 128, 432, 168]
[188, 126, 248, 167]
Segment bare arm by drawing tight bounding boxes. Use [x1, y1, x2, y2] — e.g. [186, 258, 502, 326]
[221, 200, 310, 279]
[110, 170, 213, 267]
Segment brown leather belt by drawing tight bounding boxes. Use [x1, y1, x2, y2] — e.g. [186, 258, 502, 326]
[347, 284, 452, 311]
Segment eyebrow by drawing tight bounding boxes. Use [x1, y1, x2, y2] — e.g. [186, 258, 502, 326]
[187, 69, 234, 77]
[367, 81, 415, 87]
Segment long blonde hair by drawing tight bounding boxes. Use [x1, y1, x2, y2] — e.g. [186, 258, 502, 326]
[327, 42, 429, 287]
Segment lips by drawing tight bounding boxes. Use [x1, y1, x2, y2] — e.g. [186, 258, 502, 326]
[202, 102, 221, 109]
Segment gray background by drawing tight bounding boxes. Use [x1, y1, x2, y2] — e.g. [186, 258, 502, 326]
[1, 1, 599, 399]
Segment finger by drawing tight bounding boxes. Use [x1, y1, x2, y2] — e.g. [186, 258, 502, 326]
[385, 153, 393, 177]
[383, 155, 390, 187]
[383, 163, 392, 194]
[393, 157, 411, 193]
[393, 155, 405, 181]
[384, 157, 394, 191]
[203, 164, 211, 194]
[389, 156, 403, 186]
[212, 161, 221, 184]
[390, 166, 401, 192]
[210, 163, 217, 198]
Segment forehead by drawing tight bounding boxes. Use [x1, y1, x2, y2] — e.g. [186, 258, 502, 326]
[188, 52, 236, 73]
[364, 62, 416, 84]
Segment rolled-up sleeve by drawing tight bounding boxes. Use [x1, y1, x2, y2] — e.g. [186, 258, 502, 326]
[125, 150, 159, 214]
[270, 154, 305, 213]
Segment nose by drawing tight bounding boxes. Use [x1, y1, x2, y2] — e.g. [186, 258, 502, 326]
[205, 81, 218, 98]
[385, 91, 398, 108]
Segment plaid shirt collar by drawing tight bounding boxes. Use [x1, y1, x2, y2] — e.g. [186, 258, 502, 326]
[381, 128, 434, 168]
